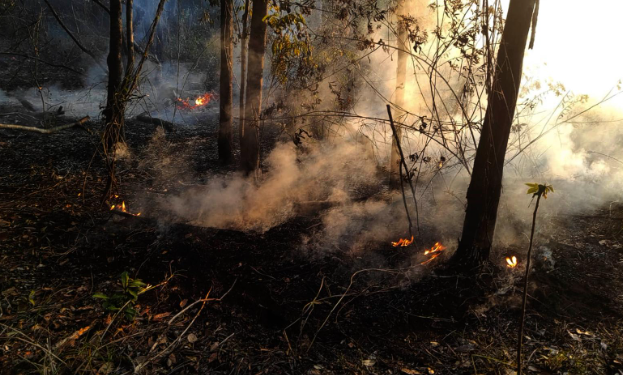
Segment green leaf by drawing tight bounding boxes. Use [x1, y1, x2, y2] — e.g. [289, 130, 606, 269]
[120, 272, 129, 290]
[93, 292, 109, 300]
[28, 290, 36, 307]
[128, 289, 138, 301]
[129, 279, 146, 288]
[125, 307, 137, 320]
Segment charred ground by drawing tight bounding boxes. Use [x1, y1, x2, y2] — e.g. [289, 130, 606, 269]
[1, 106, 623, 374]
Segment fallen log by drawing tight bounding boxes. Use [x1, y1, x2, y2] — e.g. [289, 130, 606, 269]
[0, 116, 90, 134]
[136, 113, 176, 133]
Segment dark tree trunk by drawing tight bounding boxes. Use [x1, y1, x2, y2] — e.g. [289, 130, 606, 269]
[102, 0, 124, 200]
[240, 0, 268, 177]
[451, 0, 537, 268]
[238, 0, 250, 143]
[389, 0, 408, 189]
[218, 0, 234, 164]
[126, 0, 134, 75]
[104, 0, 123, 128]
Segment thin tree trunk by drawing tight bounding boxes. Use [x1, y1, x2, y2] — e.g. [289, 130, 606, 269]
[101, 0, 167, 201]
[517, 191, 542, 375]
[240, 0, 268, 177]
[126, 0, 134, 75]
[389, 0, 408, 189]
[238, 0, 250, 142]
[102, 0, 124, 200]
[218, 0, 234, 164]
[451, 0, 537, 268]
[104, 0, 123, 127]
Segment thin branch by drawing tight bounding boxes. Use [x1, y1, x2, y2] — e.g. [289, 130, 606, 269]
[0, 52, 85, 75]
[42, 0, 107, 72]
[90, 0, 110, 15]
[0, 116, 90, 134]
[387, 105, 420, 236]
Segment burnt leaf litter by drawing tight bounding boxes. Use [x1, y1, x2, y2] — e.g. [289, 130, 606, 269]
[1, 103, 622, 374]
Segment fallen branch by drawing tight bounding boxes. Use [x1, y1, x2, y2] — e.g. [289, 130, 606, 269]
[136, 113, 176, 132]
[0, 116, 90, 134]
[110, 210, 141, 219]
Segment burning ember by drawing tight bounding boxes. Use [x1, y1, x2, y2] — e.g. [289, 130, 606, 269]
[176, 93, 215, 110]
[392, 236, 414, 247]
[506, 256, 518, 268]
[421, 242, 446, 265]
[110, 201, 141, 217]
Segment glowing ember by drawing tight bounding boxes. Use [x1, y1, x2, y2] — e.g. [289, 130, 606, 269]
[421, 242, 446, 265]
[176, 93, 215, 110]
[506, 256, 518, 268]
[392, 235, 414, 247]
[110, 200, 141, 217]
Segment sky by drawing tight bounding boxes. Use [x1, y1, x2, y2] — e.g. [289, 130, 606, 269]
[518, 0, 623, 109]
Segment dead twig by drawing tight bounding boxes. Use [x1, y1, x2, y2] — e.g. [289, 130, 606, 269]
[387, 105, 420, 237]
[0, 116, 90, 134]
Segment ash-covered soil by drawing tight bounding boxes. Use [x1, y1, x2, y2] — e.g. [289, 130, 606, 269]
[1, 110, 623, 375]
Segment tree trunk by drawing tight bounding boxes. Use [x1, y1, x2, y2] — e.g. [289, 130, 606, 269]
[104, 0, 123, 128]
[218, 0, 234, 164]
[238, 0, 250, 143]
[389, 0, 409, 189]
[126, 0, 134, 75]
[451, 0, 537, 268]
[102, 0, 124, 200]
[240, 0, 268, 177]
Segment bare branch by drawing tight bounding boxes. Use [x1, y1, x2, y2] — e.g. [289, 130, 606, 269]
[0, 52, 85, 76]
[90, 0, 110, 15]
[42, 0, 107, 73]
[0, 116, 90, 134]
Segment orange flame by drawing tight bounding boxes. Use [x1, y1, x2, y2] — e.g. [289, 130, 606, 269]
[176, 93, 215, 110]
[392, 235, 414, 247]
[110, 200, 141, 217]
[421, 242, 446, 265]
[506, 256, 518, 268]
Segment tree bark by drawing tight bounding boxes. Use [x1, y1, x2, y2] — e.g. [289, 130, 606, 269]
[126, 0, 135, 75]
[104, 0, 123, 128]
[238, 0, 250, 142]
[240, 0, 268, 177]
[102, 0, 125, 201]
[389, 0, 409, 189]
[451, 0, 537, 268]
[218, 0, 234, 164]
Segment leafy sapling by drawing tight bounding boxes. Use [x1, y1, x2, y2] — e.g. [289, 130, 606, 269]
[517, 183, 554, 375]
[93, 271, 153, 320]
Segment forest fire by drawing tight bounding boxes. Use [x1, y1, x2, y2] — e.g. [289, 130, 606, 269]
[176, 93, 215, 110]
[110, 201, 141, 217]
[391, 236, 414, 247]
[506, 256, 518, 268]
[421, 242, 446, 265]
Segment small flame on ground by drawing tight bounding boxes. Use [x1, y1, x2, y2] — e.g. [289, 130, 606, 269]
[421, 242, 446, 265]
[506, 256, 518, 268]
[392, 235, 414, 247]
[176, 93, 215, 110]
[110, 200, 141, 217]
